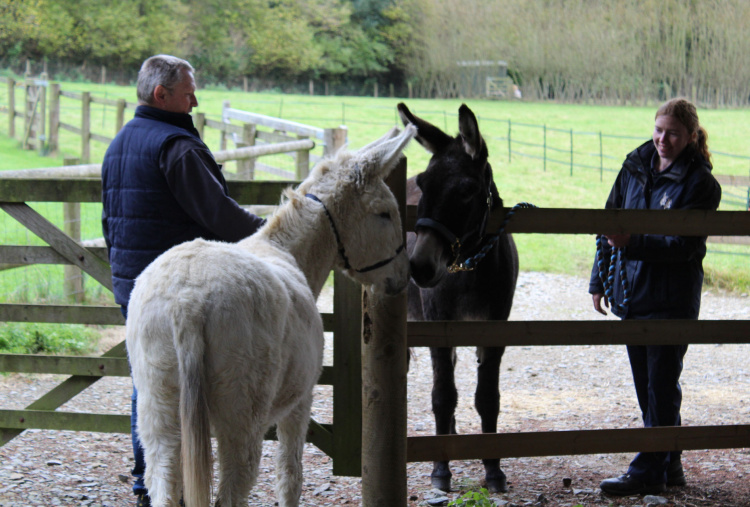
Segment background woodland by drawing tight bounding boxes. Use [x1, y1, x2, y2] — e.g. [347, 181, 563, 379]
[2, 0, 750, 105]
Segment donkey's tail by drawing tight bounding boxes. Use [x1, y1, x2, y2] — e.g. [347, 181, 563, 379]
[174, 312, 212, 507]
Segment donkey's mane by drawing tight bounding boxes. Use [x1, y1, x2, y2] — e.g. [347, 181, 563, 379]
[263, 149, 358, 239]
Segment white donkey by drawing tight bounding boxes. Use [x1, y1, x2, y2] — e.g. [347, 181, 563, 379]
[126, 124, 416, 507]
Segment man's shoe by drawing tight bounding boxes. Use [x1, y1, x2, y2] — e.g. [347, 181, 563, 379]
[667, 460, 687, 487]
[136, 493, 151, 507]
[600, 474, 666, 496]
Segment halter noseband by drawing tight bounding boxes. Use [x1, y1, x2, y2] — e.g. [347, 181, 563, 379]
[414, 184, 494, 273]
[305, 193, 405, 273]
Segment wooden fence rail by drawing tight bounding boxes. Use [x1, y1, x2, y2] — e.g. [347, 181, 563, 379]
[407, 425, 750, 463]
[361, 200, 750, 506]
[0, 169, 747, 503]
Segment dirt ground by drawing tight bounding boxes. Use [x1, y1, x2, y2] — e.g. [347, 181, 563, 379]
[1, 272, 748, 506]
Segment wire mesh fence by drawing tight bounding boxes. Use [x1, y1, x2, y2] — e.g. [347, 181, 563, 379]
[0, 82, 747, 305]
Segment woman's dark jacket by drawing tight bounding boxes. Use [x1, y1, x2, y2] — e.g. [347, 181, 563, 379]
[588, 140, 722, 319]
[102, 106, 264, 306]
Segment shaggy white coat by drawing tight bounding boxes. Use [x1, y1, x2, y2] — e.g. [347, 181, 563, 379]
[126, 124, 415, 507]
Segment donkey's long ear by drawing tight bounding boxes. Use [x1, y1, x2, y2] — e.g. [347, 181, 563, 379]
[356, 124, 416, 180]
[458, 104, 487, 161]
[397, 102, 452, 154]
[358, 126, 400, 154]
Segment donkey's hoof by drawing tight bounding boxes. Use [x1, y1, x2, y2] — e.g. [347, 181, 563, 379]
[430, 474, 452, 492]
[485, 473, 508, 493]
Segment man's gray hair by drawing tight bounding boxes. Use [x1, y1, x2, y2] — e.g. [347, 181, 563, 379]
[137, 55, 194, 105]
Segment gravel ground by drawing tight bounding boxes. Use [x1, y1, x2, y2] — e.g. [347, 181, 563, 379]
[1, 272, 748, 507]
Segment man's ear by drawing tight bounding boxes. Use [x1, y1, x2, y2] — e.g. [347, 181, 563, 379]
[153, 85, 169, 106]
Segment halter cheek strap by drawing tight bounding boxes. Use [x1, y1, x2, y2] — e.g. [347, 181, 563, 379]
[305, 193, 405, 274]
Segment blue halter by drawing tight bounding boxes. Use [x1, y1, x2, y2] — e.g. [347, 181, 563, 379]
[595, 235, 631, 313]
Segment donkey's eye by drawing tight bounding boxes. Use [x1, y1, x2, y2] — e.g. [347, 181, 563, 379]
[379, 212, 391, 220]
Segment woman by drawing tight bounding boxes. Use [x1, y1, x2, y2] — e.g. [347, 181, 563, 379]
[588, 98, 722, 496]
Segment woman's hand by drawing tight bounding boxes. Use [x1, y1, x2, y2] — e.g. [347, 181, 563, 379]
[605, 233, 631, 248]
[592, 293, 609, 316]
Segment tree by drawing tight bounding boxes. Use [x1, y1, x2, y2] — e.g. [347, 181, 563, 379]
[0, 0, 186, 69]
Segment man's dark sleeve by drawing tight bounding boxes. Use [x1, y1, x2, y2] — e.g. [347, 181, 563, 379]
[161, 138, 265, 242]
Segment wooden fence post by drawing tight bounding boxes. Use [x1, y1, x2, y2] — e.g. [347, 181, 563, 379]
[237, 122, 256, 179]
[23, 80, 33, 149]
[38, 74, 46, 154]
[543, 124, 547, 172]
[361, 158, 408, 507]
[7, 78, 15, 138]
[22, 78, 46, 152]
[115, 98, 126, 134]
[323, 127, 347, 157]
[569, 128, 574, 176]
[194, 112, 205, 139]
[81, 91, 91, 163]
[332, 271, 364, 476]
[507, 119, 512, 163]
[295, 134, 310, 180]
[62, 157, 84, 303]
[220, 100, 230, 151]
[599, 130, 604, 181]
[48, 83, 60, 155]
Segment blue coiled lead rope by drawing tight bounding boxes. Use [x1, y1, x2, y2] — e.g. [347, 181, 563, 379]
[448, 202, 537, 273]
[595, 235, 631, 313]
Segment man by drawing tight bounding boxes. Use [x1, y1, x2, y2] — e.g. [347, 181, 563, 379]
[101, 54, 265, 507]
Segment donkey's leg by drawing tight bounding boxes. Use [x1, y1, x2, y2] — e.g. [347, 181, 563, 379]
[214, 425, 264, 507]
[430, 346, 458, 491]
[475, 346, 507, 493]
[138, 384, 182, 507]
[275, 393, 312, 507]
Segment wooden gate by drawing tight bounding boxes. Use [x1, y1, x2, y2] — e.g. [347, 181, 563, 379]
[0, 171, 370, 477]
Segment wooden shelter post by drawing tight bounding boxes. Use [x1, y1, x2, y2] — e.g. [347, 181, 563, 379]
[361, 158, 408, 506]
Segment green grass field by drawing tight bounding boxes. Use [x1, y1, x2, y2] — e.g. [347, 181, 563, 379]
[1, 82, 748, 298]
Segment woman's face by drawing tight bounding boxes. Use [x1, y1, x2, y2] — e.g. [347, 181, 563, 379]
[653, 114, 696, 167]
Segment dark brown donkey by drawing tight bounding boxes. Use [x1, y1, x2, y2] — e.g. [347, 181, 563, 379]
[399, 102, 519, 493]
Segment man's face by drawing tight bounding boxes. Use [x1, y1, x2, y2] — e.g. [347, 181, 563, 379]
[159, 69, 198, 114]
